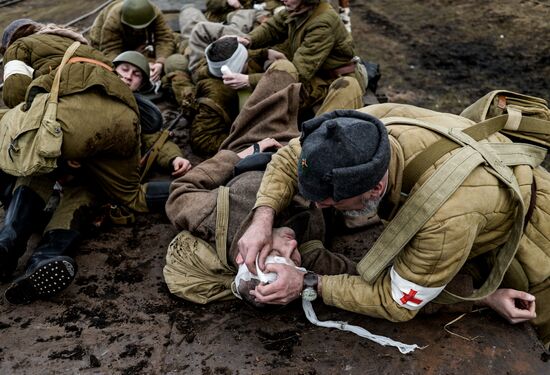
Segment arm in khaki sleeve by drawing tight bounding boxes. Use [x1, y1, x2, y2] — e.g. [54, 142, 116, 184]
[151, 6, 176, 63]
[2, 41, 33, 108]
[247, 11, 288, 49]
[254, 137, 301, 214]
[141, 133, 184, 170]
[321, 211, 485, 321]
[166, 150, 241, 229]
[96, 13, 125, 60]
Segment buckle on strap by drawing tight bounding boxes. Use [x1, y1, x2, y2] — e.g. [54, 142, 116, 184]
[448, 128, 513, 183]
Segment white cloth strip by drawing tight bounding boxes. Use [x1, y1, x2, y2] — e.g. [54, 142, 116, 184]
[302, 299, 422, 354]
[3, 60, 34, 81]
[390, 266, 445, 310]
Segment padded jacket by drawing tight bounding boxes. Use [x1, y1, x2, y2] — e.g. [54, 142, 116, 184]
[253, 103, 550, 321]
[2, 33, 137, 113]
[89, 0, 175, 63]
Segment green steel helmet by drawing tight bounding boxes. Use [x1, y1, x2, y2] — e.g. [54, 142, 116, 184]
[113, 50, 150, 82]
[121, 0, 157, 29]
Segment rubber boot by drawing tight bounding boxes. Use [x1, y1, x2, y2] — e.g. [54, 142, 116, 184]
[0, 170, 15, 208]
[4, 229, 79, 304]
[145, 180, 171, 213]
[0, 185, 46, 281]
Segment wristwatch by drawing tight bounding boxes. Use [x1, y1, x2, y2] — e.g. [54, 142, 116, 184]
[302, 271, 318, 302]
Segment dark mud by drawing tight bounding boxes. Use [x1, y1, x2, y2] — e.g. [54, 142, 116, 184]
[0, 0, 549, 373]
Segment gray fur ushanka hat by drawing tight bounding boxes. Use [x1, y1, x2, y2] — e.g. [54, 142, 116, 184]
[297, 110, 390, 202]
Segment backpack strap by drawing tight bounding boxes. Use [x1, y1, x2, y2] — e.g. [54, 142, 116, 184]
[356, 117, 546, 303]
[402, 112, 550, 194]
[43, 41, 81, 123]
[215, 186, 231, 268]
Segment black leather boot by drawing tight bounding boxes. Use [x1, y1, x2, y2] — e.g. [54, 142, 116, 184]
[145, 180, 171, 213]
[0, 170, 15, 208]
[4, 229, 79, 304]
[0, 185, 46, 281]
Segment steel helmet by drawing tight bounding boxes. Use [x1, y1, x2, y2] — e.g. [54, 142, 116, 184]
[113, 50, 150, 82]
[121, 0, 156, 29]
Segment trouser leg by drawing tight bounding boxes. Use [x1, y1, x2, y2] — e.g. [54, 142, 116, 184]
[0, 184, 46, 281]
[0, 170, 16, 207]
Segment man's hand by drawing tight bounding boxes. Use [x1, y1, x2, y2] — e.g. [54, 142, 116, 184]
[237, 206, 275, 273]
[227, 0, 242, 9]
[480, 288, 536, 324]
[250, 263, 304, 304]
[171, 157, 192, 177]
[237, 137, 282, 159]
[267, 49, 287, 62]
[150, 62, 163, 82]
[222, 72, 250, 90]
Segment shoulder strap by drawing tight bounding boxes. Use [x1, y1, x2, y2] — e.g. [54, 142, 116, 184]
[43, 42, 81, 123]
[401, 113, 549, 194]
[215, 186, 231, 268]
[139, 129, 171, 182]
[49, 41, 81, 104]
[357, 118, 545, 303]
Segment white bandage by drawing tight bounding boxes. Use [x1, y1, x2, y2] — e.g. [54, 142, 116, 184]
[390, 266, 445, 310]
[232, 255, 305, 299]
[205, 41, 248, 78]
[3, 60, 34, 81]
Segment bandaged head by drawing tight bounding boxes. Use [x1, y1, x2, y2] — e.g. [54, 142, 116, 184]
[205, 37, 248, 78]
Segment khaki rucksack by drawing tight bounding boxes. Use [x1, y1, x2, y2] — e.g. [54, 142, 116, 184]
[0, 42, 80, 176]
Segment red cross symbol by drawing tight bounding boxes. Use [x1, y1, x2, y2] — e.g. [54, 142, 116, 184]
[400, 289, 423, 305]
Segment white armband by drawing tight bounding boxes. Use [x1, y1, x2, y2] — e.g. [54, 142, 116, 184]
[390, 266, 445, 310]
[3, 60, 34, 81]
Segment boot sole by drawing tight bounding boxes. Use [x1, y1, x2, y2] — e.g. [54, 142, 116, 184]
[4, 258, 76, 305]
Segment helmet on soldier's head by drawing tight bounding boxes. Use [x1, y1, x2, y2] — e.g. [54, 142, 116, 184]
[121, 0, 156, 29]
[113, 50, 151, 82]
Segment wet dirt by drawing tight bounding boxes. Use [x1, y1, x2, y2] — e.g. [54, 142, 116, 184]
[1, 0, 549, 374]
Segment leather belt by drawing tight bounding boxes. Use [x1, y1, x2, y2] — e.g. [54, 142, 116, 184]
[68, 57, 113, 72]
[325, 61, 356, 79]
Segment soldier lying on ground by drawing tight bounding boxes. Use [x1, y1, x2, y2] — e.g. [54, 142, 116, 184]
[112, 50, 192, 178]
[237, 107, 550, 350]
[0, 19, 179, 304]
[89, 0, 176, 82]
[163, 60, 356, 306]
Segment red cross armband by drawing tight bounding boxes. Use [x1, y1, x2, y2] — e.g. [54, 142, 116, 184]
[389, 267, 445, 310]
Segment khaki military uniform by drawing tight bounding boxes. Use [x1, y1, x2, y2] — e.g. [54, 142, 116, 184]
[205, 0, 255, 23]
[2, 33, 154, 212]
[188, 48, 267, 157]
[89, 0, 175, 63]
[253, 103, 550, 347]
[247, 1, 364, 113]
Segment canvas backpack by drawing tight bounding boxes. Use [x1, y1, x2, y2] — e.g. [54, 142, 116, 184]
[0, 42, 80, 176]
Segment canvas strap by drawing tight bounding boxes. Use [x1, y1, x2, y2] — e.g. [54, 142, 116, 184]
[356, 117, 546, 303]
[401, 114, 549, 194]
[139, 129, 171, 182]
[43, 41, 81, 123]
[215, 186, 231, 268]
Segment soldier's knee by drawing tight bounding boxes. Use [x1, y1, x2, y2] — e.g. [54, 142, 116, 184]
[267, 59, 298, 79]
[164, 53, 189, 74]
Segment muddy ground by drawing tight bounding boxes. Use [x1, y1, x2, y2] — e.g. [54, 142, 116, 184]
[1, 0, 549, 374]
